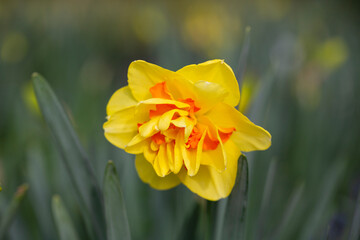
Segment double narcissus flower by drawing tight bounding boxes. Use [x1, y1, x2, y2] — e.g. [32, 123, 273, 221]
[103, 60, 271, 201]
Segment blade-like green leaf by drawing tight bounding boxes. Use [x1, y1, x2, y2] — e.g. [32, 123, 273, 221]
[300, 160, 345, 240]
[176, 203, 200, 240]
[214, 155, 249, 240]
[52, 195, 80, 240]
[349, 189, 360, 240]
[103, 161, 131, 240]
[272, 183, 305, 240]
[255, 158, 277, 240]
[0, 184, 29, 239]
[236, 26, 251, 86]
[32, 73, 105, 240]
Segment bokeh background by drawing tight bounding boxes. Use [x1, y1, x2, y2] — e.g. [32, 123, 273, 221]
[1, 0, 360, 239]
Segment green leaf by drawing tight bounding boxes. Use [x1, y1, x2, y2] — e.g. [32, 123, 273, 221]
[103, 161, 131, 240]
[0, 184, 29, 239]
[254, 158, 277, 240]
[272, 183, 305, 240]
[349, 188, 360, 240]
[214, 155, 249, 240]
[176, 203, 200, 240]
[299, 160, 345, 240]
[236, 26, 251, 86]
[52, 195, 80, 240]
[32, 73, 105, 239]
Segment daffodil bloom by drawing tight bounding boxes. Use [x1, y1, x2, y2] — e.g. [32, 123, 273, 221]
[103, 60, 271, 201]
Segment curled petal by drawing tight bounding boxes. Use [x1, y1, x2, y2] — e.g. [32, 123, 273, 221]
[153, 144, 171, 177]
[171, 116, 196, 141]
[144, 144, 157, 164]
[135, 154, 181, 190]
[197, 116, 226, 172]
[206, 103, 271, 152]
[158, 109, 188, 131]
[178, 140, 241, 201]
[181, 129, 206, 176]
[173, 132, 184, 174]
[177, 59, 240, 107]
[125, 134, 148, 154]
[138, 116, 160, 138]
[139, 98, 190, 108]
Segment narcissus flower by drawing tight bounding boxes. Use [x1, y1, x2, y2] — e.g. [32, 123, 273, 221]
[103, 60, 271, 201]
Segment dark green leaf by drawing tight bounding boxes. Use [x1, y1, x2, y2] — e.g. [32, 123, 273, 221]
[103, 161, 131, 240]
[52, 195, 80, 240]
[236, 26, 251, 87]
[255, 158, 277, 240]
[176, 203, 200, 240]
[32, 73, 105, 240]
[214, 155, 249, 240]
[300, 160, 345, 240]
[0, 184, 29, 239]
[273, 183, 305, 240]
[349, 188, 360, 240]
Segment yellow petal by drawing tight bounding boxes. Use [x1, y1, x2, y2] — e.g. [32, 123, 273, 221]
[138, 116, 160, 137]
[181, 129, 206, 176]
[128, 60, 172, 101]
[103, 107, 138, 149]
[166, 142, 175, 172]
[173, 131, 184, 174]
[106, 86, 138, 116]
[206, 103, 271, 152]
[125, 134, 148, 154]
[158, 109, 188, 131]
[201, 147, 226, 173]
[177, 59, 240, 106]
[153, 144, 170, 177]
[135, 98, 190, 123]
[193, 80, 227, 115]
[139, 98, 190, 108]
[144, 144, 157, 164]
[171, 116, 195, 141]
[178, 140, 241, 201]
[197, 116, 226, 172]
[128, 60, 194, 101]
[135, 154, 180, 190]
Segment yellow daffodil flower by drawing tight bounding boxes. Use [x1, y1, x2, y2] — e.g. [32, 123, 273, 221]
[103, 59, 271, 201]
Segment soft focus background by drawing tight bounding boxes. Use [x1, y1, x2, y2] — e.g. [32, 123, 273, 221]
[1, 0, 360, 239]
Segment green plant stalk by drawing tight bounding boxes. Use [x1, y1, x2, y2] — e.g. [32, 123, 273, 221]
[0, 184, 29, 239]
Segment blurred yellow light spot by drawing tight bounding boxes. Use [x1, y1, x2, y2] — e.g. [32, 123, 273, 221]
[182, 3, 241, 57]
[255, 0, 290, 20]
[132, 6, 168, 45]
[22, 81, 40, 116]
[239, 73, 258, 113]
[1, 32, 28, 63]
[315, 37, 348, 70]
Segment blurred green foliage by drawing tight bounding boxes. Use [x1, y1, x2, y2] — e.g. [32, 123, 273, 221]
[1, 0, 360, 239]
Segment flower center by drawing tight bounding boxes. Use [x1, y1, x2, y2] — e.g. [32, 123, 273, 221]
[138, 82, 235, 151]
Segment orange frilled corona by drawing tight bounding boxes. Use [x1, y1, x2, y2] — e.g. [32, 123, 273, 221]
[103, 60, 271, 200]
